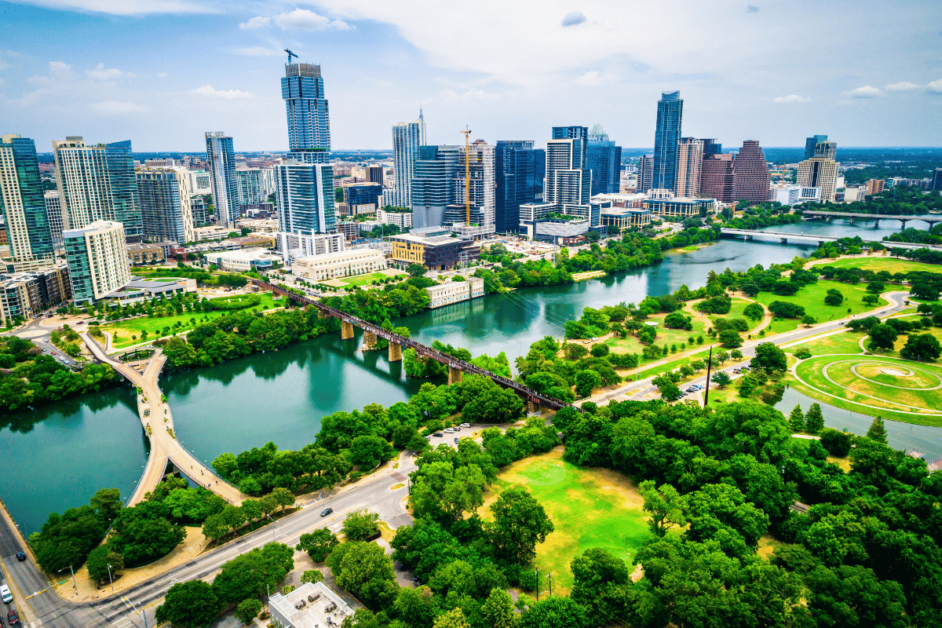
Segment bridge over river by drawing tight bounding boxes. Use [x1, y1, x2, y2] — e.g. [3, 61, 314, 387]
[802, 210, 942, 228]
[720, 228, 942, 252]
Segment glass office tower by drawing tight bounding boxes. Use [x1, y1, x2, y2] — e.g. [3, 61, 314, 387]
[652, 91, 683, 191]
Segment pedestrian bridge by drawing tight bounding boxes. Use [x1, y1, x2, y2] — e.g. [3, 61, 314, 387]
[802, 210, 942, 228]
[719, 228, 942, 252]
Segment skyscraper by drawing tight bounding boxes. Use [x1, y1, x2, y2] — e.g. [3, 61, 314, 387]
[732, 141, 772, 203]
[411, 145, 461, 229]
[797, 157, 839, 203]
[545, 134, 591, 206]
[674, 138, 704, 197]
[586, 124, 622, 195]
[652, 91, 683, 191]
[236, 168, 264, 207]
[700, 153, 735, 202]
[282, 62, 330, 163]
[276, 162, 337, 235]
[136, 167, 195, 244]
[701, 139, 722, 157]
[63, 220, 131, 304]
[205, 132, 238, 227]
[365, 166, 384, 185]
[0, 134, 55, 269]
[391, 111, 427, 208]
[637, 155, 654, 193]
[804, 135, 828, 160]
[52, 136, 143, 242]
[44, 191, 64, 248]
[813, 141, 837, 160]
[495, 141, 544, 233]
[445, 140, 496, 233]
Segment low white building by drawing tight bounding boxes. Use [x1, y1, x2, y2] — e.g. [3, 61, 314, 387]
[377, 208, 414, 230]
[204, 247, 281, 272]
[293, 248, 386, 281]
[426, 276, 485, 309]
[278, 231, 346, 265]
[193, 225, 234, 241]
[269, 582, 351, 628]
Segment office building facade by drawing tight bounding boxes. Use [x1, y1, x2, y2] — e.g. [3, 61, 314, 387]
[205, 132, 239, 227]
[674, 137, 703, 198]
[637, 155, 654, 193]
[586, 125, 622, 196]
[700, 153, 735, 202]
[494, 141, 544, 233]
[44, 190, 65, 248]
[930, 169, 942, 192]
[276, 162, 336, 235]
[136, 167, 195, 244]
[188, 169, 212, 195]
[52, 136, 143, 241]
[282, 62, 330, 163]
[804, 135, 828, 160]
[445, 140, 496, 234]
[411, 145, 460, 229]
[732, 140, 771, 203]
[365, 166, 384, 185]
[63, 220, 131, 304]
[236, 168, 264, 207]
[797, 157, 839, 203]
[0, 264, 71, 326]
[391, 110, 426, 208]
[0, 134, 55, 269]
[345, 183, 383, 212]
[652, 91, 683, 191]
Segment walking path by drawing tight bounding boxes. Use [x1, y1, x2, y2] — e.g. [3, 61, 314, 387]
[81, 333, 244, 507]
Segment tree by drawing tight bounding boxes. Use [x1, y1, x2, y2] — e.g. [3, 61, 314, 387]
[155, 580, 223, 628]
[744, 302, 764, 320]
[805, 403, 825, 433]
[301, 569, 325, 584]
[684, 483, 769, 548]
[638, 481, 686, 537]
[520, 597, 587, 628]
[296, 528, 339, 562]
[718, 329, 742, 348]
[901, 333, 942, 361]
[819, 429, 852, 457]
[806, 565, 907, 628]
[269, 487, 295, 512]
[868, 323, 898, 352]
[349, 435, 395, 470]
[574, 370, 602, 398]
[768, 301, 805, 319]
[824, 289, 844, 306]
[866, 416, 888, 444]
[86, 546, 124, 586]
[711, 371, 732, 387]
[788, 404, 805, 432]
[563, 343, 588, 360]
[488, 486, 554, 565]
[863, 294, 880, 306]
[481, 588, 517, 628]
[433, 608, 471, 628]
[801, 315, 817, 326]
[342, 509, 381, 542]
[212, 542, 294, 605]
[236, 598, 263, 625]
[406, 263, 427, 277]
[656, 379, 683, 402]
[326, 541, 395, 609]
[752, 342, 787, 373]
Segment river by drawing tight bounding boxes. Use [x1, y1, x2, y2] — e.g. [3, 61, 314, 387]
[2, 217, 937, 534]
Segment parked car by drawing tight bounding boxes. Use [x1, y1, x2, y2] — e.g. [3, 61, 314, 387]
[733, 368, 741, 374]
[0, 586, 11, 603]
[7, 609, 18, 625]
[453, 426, 461, 432]
[433, 432, 443, 438]
[460, 423, 470, 428]
[444, 428, 454, 433]
[320, 508, 333, 517]
[14, 552, 25, 562]
[454, 438, 459, 444]
[686, 387, 696, 393]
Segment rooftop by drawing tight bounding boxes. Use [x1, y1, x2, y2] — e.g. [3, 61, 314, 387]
[270, 582, 351, 628]
[204, 248, 280, 261]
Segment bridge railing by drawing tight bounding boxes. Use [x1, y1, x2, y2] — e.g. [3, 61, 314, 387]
[254, 280, 577, 412]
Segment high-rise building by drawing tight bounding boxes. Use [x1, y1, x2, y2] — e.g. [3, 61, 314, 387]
[205, 132, 238, 227]
[391, 111, 426, 208]
[136, 167, 195, 244]
[701, 139, 722, 157]
[345, 183, 383, 213]
[365, 166, 384, 185]
[700, 153, 735, 202]
[63, 220, 130, 304]
[732, 141, 771, 203]
[813, 141, 837, 160]
[282, 62, 330, 163]
[652, 91, 683, 191]
[866, 178, 886, 196]
[276, 161, 336, 235]
[931, 169, 942, 192]
[0, 134, 55, 269]
[190, 195, 210, 227]
[495, 141, 544, 233]
[545, 134, 591, 206]
[52, 136, 143, 242]
[44, 191, 65, 248]
[637, 155, 654, 193]
[674, 137, 703, 198]
[797, 157, 839, 203]
[586, 124, 622, 196]
[804, 135, 828, 160]
[236, 168, 264, 207]
[411, 145, 461, 229]
[445, 140, 496, 234]
[187, 169, 212, 195]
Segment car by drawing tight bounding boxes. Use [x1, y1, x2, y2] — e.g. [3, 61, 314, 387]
[460, 423, 470, 428]
[453, 426, 461, 432]
[454, 438, 459, 444]
[433, 432, 443, 438]
[686, 387, 696, 393]
[7, 609, 18, 625]
[444, 428, 454, 433]
[0, 585, 11, 603]
[14, 552, 25, 562]
[733, 368, 741, 374]
[320, 508, 333, 517]
[424, 435, 431, 441]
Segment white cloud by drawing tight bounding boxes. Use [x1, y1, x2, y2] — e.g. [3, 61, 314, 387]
[239, 16, 270, 30]
[273, 9, 350, 31]
[561, 11, 586, 27]
[49, 61, 73, 76]
[885, 81, 918, 91]
[86, 63, 135, 80]
[10, 0, 211, 15]
[190, 85, 254, 99]
[234, 46, 285, 57]
[576, 70, 602, 86]
[156, 72, 168, 78]
[90, 100, 150, 114]
[846, 85, 882, 98]
[928, 79, 942, 94]
[773, 94, 810, 104]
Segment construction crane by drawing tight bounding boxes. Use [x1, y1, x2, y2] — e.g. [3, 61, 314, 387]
[461, 125, 472, 227]
[284, 49, 298, 64]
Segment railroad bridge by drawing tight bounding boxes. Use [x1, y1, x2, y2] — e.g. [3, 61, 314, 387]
[802, 210, 942, 229]
[252, 279, 575, 412]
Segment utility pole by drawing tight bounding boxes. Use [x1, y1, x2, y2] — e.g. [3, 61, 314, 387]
[703, 346, 714, 406]
[535, 567, 539, 603]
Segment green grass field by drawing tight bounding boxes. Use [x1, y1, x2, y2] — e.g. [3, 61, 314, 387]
[714, 299, 765, 334]
[785, 332, 865, 357]
[481, 450, 649, 593]
[606, 312, 707, 356]
[755, 280, 886, 334]
[814, 256, 941, 274]
[331, 271, 406, 287]
[102, 292, 282, 350]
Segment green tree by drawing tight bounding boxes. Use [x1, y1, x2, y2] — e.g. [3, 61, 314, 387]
[806, 565, 907, 628]
[296, 528, 339, 562]
[481, 588, 517, 628]
[520, 597, 587, 628]
[349, 435, 395, 470]
[406, 263, 427, 277]
[656, 379, 683, 402]
[868, 323, 898, 352]
[638, 481, 686, 537]
[805, 403, 825, 433]
[865, 416, 888, 444]
[824, 289, 844, 306]
[342, 509, 381, 542]
[155, 580, 223, 628]
[326, 541, 395, 609]
[487, 486, 554, 565]
[685, 483, 769, 548]
[269, 487, 296, 512]
[752, 342, 787, 372]
[718, 329, 742, 348]
[574, 370, 602, 398]
[901, 333, 942, 361]
[301, 569, 325, 584]
[236, 598, 263, 625]
[711, 371, 732, 387]
[564, 343, 589, 360]
[86, 546, 124, 586]
[433, 608, 471, 628]
[744, 302, 764, 320]
[212, 542, 294, 604]
[801, 314, 817, 326]
[788, 405, 805, 432]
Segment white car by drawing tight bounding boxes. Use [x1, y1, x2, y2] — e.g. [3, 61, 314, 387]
[1, 584, 12, 603]
[460, 423, 470, 428]
[444, 428, 454, 433]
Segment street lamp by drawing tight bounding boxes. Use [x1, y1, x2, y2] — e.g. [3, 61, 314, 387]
[265, 514, 276, 542]
[107, 563, 114, 594]
[58, 565, 77, 596]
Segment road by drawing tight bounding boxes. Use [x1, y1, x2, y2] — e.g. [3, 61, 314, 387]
[0, 452, 417, 627]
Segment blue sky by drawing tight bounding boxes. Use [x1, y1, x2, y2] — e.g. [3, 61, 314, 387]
[2, 0, 941, 152]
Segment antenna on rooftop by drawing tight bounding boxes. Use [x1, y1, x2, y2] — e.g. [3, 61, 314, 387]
[285, 49, 298, 64]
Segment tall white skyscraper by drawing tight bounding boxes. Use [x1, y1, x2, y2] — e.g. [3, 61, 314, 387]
[205, 132, 238, 227]
[674, 137, 703, 198]
[391, 110, 426, 208]
[136, 167, 195, 244]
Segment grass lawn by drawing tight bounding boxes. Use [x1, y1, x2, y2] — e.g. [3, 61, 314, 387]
[862, 325, 942, 360]
[102, 292, 282, 350]
[606, 312, 708, 356]
[754, 280, 887, 334]
[785, 331, 865, 357]
[714, 298, 764, 333]
[814, 256, 942, 274]
[320, 271, 406, 288]
[480, 449, 649, 594]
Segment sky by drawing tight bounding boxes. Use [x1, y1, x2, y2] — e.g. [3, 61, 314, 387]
[1, 0, 941, 152]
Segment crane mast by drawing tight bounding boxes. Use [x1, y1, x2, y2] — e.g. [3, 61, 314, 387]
[461, 126, 471, 227]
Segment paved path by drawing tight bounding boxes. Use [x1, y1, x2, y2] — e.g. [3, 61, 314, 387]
[81, 333, 243, 507]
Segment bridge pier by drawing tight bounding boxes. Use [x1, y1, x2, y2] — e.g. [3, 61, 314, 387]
[448, 366, 463, 385]
[363, 332, 377, 350]
[874, 219, 880, 228]
[745, 235, 752, 241]
[527, 401, 541, 415]
[780, 238, 787, 244]
[388, 342, 402, 362]
[341, 320, 355, 340]
[899, 219, 908, 230]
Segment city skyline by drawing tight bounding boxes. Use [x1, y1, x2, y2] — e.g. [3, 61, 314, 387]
[2, 0, 941, 151]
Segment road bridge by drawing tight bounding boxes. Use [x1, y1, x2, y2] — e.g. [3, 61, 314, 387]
[81, 334, 244, 507]
[802, 210, 942, 228]
[720, 228, 942, 252]
[251, 279, 576, 412]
